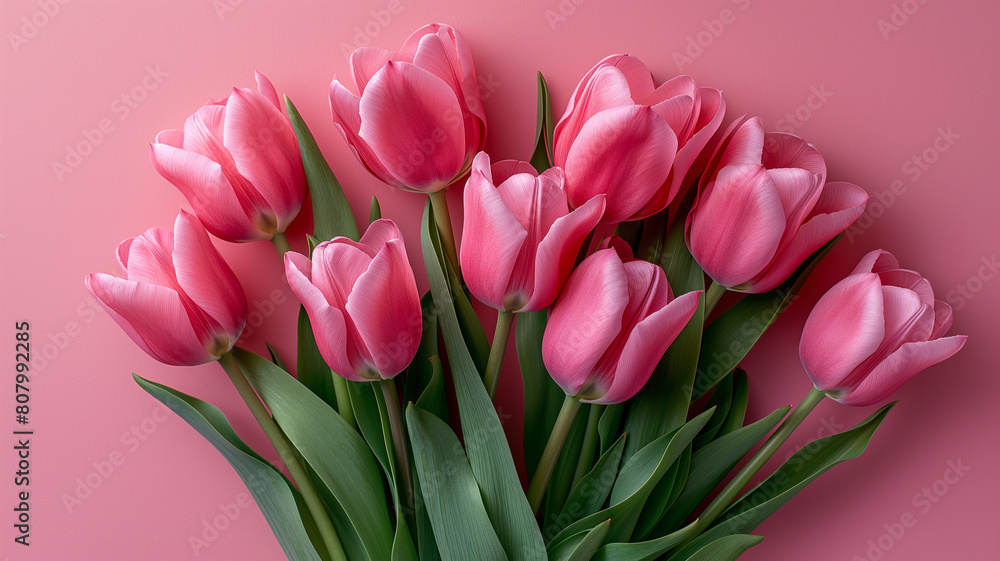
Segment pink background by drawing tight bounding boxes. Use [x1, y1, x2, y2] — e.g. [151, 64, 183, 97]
[2, 0, 997, 559]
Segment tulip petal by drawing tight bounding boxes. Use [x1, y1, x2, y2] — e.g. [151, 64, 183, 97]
[878, 268, 935, 307]
[490, 159, 539, 183]
[553, 64, 636, 168]
[838, 336, 967, 406]
[612, 55, 655, 101]
[329, 78, 398, 186]
[841, 285, 934, 382]
[254, 71, 280, 108]
[718, 117, 764, 168]
[360, 218, 403, 255]
[687, 164, 785, 288]
[311, 240, 374, 309]
[651, 95, 695, 144]
[662, 87, 725, 205]
[931, 300, 955, 339]
[852, 249, 899, 275]
[350, 47, 395, 93]
[85, 273, 213, 366]
[799, 272, 885, 391]
[762, 133, 827, 182]
[123, 227, 177, 288]
[768, 168, 823, 238]
[346, 240, 422, 378]
[642, 75, 698, 106]
[596, 290, 702, 404]
[412, 32, 482, 154]
[359, 62, 466, 191]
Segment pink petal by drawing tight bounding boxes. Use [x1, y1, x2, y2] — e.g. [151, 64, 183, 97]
[931, 300, 955, 339]
[350, 47, 395, 93]
[799, 273, 885, 391]
[329, 78, 398, 187]
[687, 164, 785, 288]
[552, 62, 636, 168]
[311, 240, 375, 309]
[718, 117, 764, 169]
[346, 240, 423, 378]
[838, 336, 967, 406]
[85, 273, 213, 366]
[612, 55, 655, 100]
[116, 237, 133, 272]
[360, 218, 403, 255]
[563, 105, 677, 223]
[663, 87, 725, 204]
[643, 75, 698, 106]
[490, 159, 539, 183]
[762, 133, 827, 182]
[359, 62, 466, 192]
[852, 249, 899, 275]
[650, 95, 695, 144]
[411, 32, 481, 153]
[254, 71, 280, 109]
[878, 268, 935, 308]
[123, 227, 177, 288]
[155, 129, 184, 147]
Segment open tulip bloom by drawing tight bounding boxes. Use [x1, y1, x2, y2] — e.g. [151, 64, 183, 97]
[89, 23, 969, 561]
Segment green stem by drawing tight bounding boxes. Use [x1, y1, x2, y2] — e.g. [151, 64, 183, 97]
[378, 379, 414, 517]
[570, 404, 604, 491]
[218, 353, 347, 561]
[527, 394, 582, 513]
[331, 373, 356, 429]
[271, 231, 292, 256]
[691, 386, 826, 538]
[428, 190, 460, 278]
[704, 281, 726, 317]
[484, 310, 515, 401]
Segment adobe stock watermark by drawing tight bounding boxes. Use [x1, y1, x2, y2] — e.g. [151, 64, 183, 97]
[944, 254, 999, 312]
[763, 84, 834, 142]
[188, 490, 256, 556]
[844, 126, 960, 243]
[7, 0, 71, 54]
[30, 294, 105, 373]
[673, 0, 751, 72]
[545, 0, 587, 31]
[878, 0, 930, 41]
[213, 0, 244, 21]
[852, 458, 970, 560]
[52, 65, 169, 182]
[338, 0, 406, 59]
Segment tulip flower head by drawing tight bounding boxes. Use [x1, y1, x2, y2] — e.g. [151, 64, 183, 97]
[686, 117, 869, 293]
[330, 23, 487, 193]
[542, 242, 702, 404]
[552, 54, 725, 224]
[799, 250, 967, 406]
[461, 152, 605, 313]
[284, 219, 422, 381]
[150, 72, 307, 243]
[85, 211, 248, 366]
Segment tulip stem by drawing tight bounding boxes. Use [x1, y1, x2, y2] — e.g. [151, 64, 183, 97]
[704, 281, 726, 317]
[218, 353, 347, 561]
[527, 394, 582, 513]
[271, 232, 292, 255]
[378, 378, 415, 520]
[570, 403, 604, 491]
[688, 386, 826, 541]
[428, 190, 461, 278]
[331, 373, 356, 429]
[484, 310, 515, 401]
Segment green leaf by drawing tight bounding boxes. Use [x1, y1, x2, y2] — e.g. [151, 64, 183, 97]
[369, 195, 382, 224]
[718, 369, 749, 437]
[422, 203, 547, 560]
[548, 409, 714, 548]
[677, 534, 763, 561]
[347, 382, 391, 480]
[406, 404, 509, 561]
[669, 403, 895, 559]
[542, 403, 588, 528]
[653, 406, 789, 537]
[693, 375, 734, 450]
[529, 72, 555, 172]
[549, 435, 626, 540]
[549, 520, 611, 561]
[266, 343, 287, 370]
[692, 235, 841, 401]
[233, 348, 395, 561]
[519, 309, 565, 477]
[633, 446, 690, 539]
[133, 374, 323, 561]
[404, 292, 442, 407]
[296, 307, 339, 410]
[415, 356, 449, 421]
[285, 96, 359, 242]
[597, 404, 623, 457]
[590, 521, 698, 561]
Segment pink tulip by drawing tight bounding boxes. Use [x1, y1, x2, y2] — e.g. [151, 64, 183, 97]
[685, 117, 869, 293]
[284, 219, 422, 381]
[330, 23, 486, 193]
[799, 250, 967, 406]
[552, 54, 725, 224]
[541, 242, 702, 404]
[85, 211, 247, 366]
[460, 152, 605, 312]
[150, 72, 307, 243]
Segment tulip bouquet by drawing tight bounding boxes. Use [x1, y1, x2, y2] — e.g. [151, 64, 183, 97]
[87, 24, 966, 561]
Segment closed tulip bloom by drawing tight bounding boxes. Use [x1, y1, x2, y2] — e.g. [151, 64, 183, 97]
[686, 117, 869, 293]
[461, 152, 605, 312]
[542, 244, 702, 404]
[330, 23, 486, 193]
[85, 211, 248, 366]
[150, 72, 307, 243]
[284, 219, 422, 381]
[799, 250, 967, 406]
[552, 54, 725, 224]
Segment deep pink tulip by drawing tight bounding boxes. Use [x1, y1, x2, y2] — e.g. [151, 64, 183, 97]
[85, 211, 248, 366]
[284, 219, 422, 381]
[150, 72, 307, 243]
[552, 54, 725, 224]
[686, 117, 869, 293]
[541, 242, 702, 404]
[460, 152, 605, 312]
[330, 23, 486, 193]
[799, 250, 967, 406]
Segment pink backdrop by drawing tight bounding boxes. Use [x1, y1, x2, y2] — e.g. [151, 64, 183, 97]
[2, 0, 997, 559]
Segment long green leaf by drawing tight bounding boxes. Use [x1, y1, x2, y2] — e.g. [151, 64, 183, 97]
[297, 307, 339, 409]
[718, 369, 749, 437]
[680, 534, 763, 561]
[422, 203, 547, 560]
[549, 520, 611, 561]
[549, 435, 626, 540]
[529, 72, 555, 172]
[233, 349, 394, 561]
[406, 405, 509, 561]
[519, 309, 565, 478]
[590, 521, 698, 561]
[133, 374, 323, 561]
[633, 446, 690, 539]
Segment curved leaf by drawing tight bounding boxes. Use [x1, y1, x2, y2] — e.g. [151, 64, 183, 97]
[549, 520, 611, 561]
[550, 435, 626, 540]
[591, 520, 698, 561]
[680, 534, 763, 561]
[519, 309, 565, 478]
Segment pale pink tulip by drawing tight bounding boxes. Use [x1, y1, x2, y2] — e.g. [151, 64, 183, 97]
[686, 117, 869, 292]
[284, 219, 422, 381]
[799, 250, 967, 406]
[552, 54, 725, 224]
[150, 72, 307, 243]
[460, 152, 605, 312]
[85, 211, 247, 366]
[542, 242, 702, 404]
[330, 23, 486, 193]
